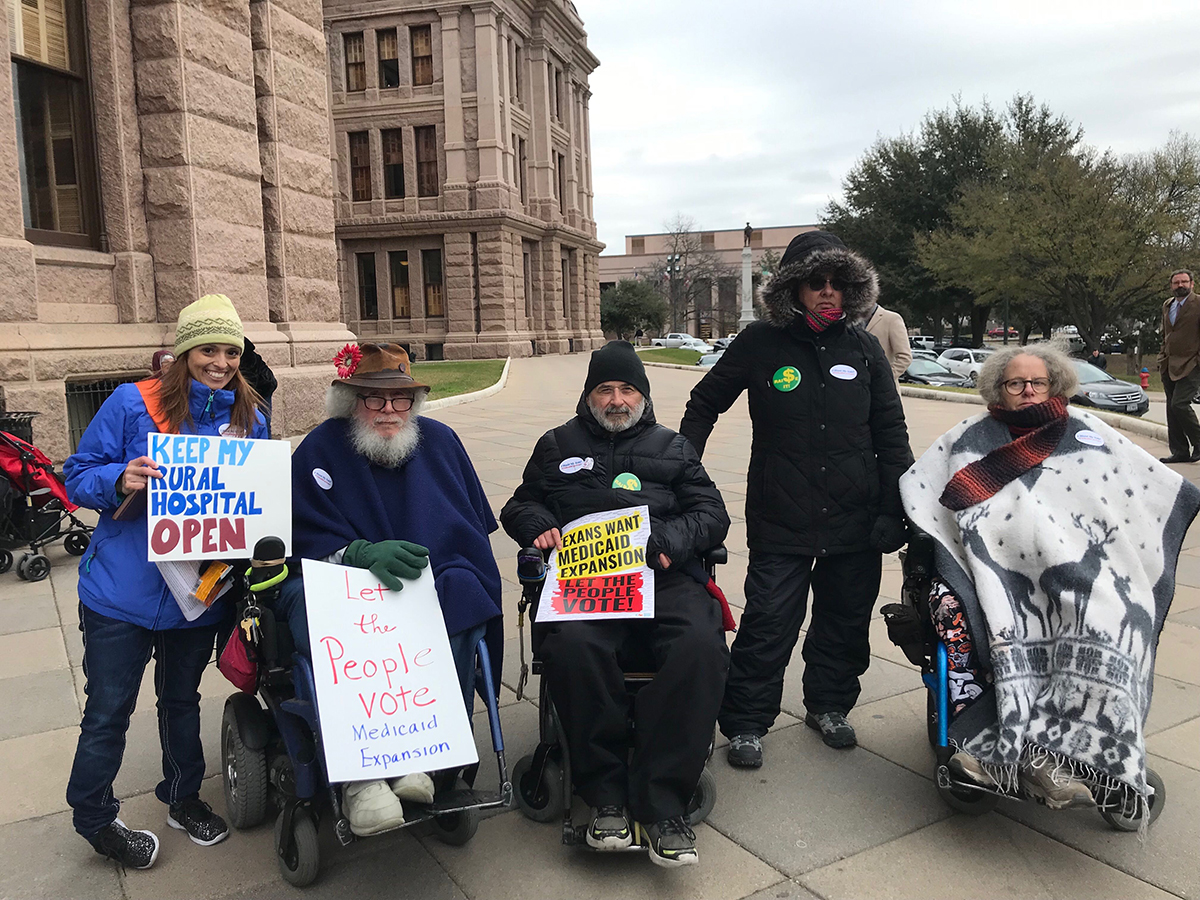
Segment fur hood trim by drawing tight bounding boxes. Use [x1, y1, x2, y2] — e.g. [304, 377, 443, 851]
[762, 247, 880, 328]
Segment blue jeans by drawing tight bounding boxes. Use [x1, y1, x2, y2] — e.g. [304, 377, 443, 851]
[276, 575, 487, 716]
[66, 603, 219, 838]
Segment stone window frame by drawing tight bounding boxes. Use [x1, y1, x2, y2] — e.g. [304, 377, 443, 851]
[356, 251, 378, 320]
[10, 0, 102, 249]
[377, 27, 400, 89]
[388, 249, 410, 318]
[348, 131, 371, 201]
[414, 124, 439, 197]
[344, 32, 366, 92]
[410, 23, 433, 86]
[381, 128, 404, 199]
[422, 247, 444, 317]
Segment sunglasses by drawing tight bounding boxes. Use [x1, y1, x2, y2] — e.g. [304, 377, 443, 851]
[805, 275, 850, 293]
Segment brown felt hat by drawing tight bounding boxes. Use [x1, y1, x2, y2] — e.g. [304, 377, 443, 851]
[332, 342, 429, 390]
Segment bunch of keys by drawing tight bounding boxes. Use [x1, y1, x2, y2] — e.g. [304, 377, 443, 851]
[240, 603, 262, 645]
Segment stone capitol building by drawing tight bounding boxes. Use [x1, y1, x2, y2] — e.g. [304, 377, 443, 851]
[0, 0, 602, 459]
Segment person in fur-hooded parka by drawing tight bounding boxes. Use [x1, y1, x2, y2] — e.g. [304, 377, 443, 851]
[680, 229, 913, 760]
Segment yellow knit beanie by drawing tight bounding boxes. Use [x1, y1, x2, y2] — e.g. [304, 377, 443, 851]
[174, 294, 244, 356]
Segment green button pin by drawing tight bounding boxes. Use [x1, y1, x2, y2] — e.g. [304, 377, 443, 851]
[772, 366, 801, 392]
[612, 472, 642, 491]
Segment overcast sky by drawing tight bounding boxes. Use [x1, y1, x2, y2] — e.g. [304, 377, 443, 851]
[580, 0, 1200, 254]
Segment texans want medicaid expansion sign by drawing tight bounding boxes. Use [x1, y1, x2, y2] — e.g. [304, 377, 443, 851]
[536, 505, 655, 622]
[146, 433, 291, 562]
[302, 559, 478, 783]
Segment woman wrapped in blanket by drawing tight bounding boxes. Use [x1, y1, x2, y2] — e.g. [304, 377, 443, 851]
[900, 342, 1199, 813]
[63, 295, 268, 870]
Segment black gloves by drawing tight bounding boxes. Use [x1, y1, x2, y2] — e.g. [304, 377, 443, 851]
[869, 515, 908, 553]
[343, 539, 430, 591]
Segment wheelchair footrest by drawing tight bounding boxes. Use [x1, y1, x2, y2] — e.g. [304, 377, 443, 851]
[880, 603, 931, 668]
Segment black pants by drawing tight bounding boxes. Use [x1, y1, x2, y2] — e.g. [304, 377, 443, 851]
[538, 570, 728, 822]
[1163, 368, 1200, 458]
[719, 549, 881, 738]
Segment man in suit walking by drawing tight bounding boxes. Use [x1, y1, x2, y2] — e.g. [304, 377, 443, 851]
[864, 303, 912, 381]
[1159, 269, 1200, 464]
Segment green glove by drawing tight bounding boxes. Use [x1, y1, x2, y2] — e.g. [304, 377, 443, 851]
[343, 539, 430, 592]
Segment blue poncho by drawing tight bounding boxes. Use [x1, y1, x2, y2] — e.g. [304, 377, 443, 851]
[291, 416, 504, 649]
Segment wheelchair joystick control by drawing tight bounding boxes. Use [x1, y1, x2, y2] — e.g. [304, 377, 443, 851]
[517, 547, 547, 584]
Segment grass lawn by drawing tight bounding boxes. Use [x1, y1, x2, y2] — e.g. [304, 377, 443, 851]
[636, 348, 703, 365]
[415, 359, 506, 399]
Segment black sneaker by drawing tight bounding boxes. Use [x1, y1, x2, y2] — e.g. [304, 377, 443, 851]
[89, 818, 160, 870]
[805, 711, 857, 749]
[646, 816, 698, 868]
[726, 733, 763, 768]
[586, 805, 633, 850]
[167, 797, 229, 846]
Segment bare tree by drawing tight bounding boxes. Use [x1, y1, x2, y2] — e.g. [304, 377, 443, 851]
[641, 215, 733, 333]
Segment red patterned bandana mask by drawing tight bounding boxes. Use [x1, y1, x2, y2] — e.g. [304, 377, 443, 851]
[802, 306, 846, 333]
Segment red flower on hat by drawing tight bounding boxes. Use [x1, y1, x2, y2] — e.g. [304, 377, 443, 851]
[333, 343, 363, 379]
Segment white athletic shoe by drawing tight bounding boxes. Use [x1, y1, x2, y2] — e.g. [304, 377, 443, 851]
[343, 780, 406, 835]
[389, 772, 436, 804]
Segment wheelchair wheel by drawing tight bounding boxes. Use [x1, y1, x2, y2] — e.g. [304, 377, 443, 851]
[1100, 767, 1166, 831]
[512, 752, 565, 823]
[685, 766, 717, 826]
[0, 549, 11, 574]
[222, 701, 269, 829]
[64, 532, 89, 556]
[275, 808, 319, 887]
[433, 807, 479, 846]
[17, 553, 50, 582]
[937, 779, 1000, 816]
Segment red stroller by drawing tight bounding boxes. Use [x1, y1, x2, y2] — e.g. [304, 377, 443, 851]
[0, 430, 93, 581]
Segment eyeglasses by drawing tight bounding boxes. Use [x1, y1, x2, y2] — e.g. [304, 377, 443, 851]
[1002, 378, 1051, 395]
[805, 275, 849, 293]
[357, 394, 415, 411]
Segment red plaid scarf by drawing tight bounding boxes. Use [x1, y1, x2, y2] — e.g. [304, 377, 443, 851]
[939, 396, 1069, 511]
[803, 306, 846, 332]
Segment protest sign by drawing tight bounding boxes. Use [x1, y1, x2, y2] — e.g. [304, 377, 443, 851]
[146, 433, 291, 562]
[302, 559, 478, 783]
[536, 505, 655, 623]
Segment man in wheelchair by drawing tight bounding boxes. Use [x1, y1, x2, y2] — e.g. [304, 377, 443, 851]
[275, 343, 504, 836]
[500, 341, 731, 868]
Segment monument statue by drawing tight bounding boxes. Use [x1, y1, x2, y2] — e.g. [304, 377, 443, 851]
[743, 222, 753, 247]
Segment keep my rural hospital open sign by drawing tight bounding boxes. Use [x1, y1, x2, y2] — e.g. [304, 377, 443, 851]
[537, 505, 655, 622]
[145, 433, 291, 562]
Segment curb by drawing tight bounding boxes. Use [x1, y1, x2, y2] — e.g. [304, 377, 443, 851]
[898, 385, 1168, 444]
[424, 357, 512, 411]
[642, 361, 706, 372]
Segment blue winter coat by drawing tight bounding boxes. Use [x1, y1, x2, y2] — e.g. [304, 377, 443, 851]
[64, 380, 269, 630]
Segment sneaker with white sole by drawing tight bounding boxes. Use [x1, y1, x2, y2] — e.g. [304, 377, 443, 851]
[390, 772, 435, 804]
[167, 797, 228, 846]
[586, 806, 633, 850]
[1019, 755, 1094, 810]
[89, 818, 160, 869]
[726, 733, 763, 768]
[343, 780, 406, 835]
[948, 751, 1000, 790]
[646, 816, 698, 868]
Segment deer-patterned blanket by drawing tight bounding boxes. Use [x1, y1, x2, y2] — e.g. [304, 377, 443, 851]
[900, 407, 1200, 804]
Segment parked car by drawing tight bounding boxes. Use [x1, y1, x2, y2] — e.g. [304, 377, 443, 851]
[909, 335, 935, 351]
[911, 349, 939, 362]
[696, 350, 725, 368]
[679, 338, 713, 353]
[987, 327, 1019, 338]
[651, 332, 696, 349]
[936, 347, 996, 385]
[899, 359, 972, 387]
[712, 337, 735, 351]
[1072, 360, 1149, 416]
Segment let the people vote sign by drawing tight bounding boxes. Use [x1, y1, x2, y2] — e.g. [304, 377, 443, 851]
[302, 560, 478, 783]
[536, 505, 655, 622]
[146, 433, 291, 562]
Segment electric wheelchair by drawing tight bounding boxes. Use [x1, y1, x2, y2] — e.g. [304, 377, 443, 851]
[509, 545, 724, 849]
[219, 537, 511, 887]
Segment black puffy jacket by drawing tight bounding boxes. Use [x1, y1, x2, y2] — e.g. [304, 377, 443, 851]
[500, 394, 729, 567]
[680, 317, 912, 557]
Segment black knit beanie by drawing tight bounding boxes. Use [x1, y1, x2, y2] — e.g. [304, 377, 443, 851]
[584, 340, 651, 398]
[779, 230, 847, 270]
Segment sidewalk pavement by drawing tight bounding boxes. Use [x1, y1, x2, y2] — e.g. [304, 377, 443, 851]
[0, 355, 1197, 900]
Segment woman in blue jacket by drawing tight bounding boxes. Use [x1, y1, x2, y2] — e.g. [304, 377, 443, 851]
[63, 295, 268, 870]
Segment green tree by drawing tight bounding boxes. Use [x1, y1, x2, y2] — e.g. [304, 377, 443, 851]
[600, 279, 668, 339]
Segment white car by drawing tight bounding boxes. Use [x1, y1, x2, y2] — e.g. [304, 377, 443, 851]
[696, 350, 725, 368]
[909, 335, 936, 351]
[679, 338, 713, 353]
[651, 332, 695, 349]
[936, 347, 995, 385]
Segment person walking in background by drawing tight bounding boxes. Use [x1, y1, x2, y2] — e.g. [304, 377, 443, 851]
[863, 302, 912, 380]
[680, 230, 913, 764]
[1158, 269, 1200, 464]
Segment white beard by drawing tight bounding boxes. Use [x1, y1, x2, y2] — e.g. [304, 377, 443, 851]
[588, 396, 647, 433]
[350, 415, 422, 468]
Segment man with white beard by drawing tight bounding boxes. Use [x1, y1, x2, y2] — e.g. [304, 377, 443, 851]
[278, 342, 504, 836]
[501, 341, 731, 868]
